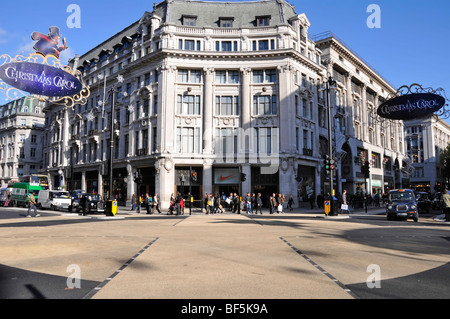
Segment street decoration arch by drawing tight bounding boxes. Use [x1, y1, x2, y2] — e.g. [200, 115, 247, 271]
[0, 27, 90, 107]
[377, 83, 449, 120]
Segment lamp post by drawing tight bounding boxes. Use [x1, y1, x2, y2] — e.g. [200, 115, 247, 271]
[107, 75, 124, 202]
[323, 74, 337, 215]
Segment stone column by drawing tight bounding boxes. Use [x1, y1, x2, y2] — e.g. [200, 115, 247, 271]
[203, 67, 214, 155]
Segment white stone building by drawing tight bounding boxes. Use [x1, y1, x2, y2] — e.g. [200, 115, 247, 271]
[41, 0, 410, 208]
[0, 96, 45, 186]
[403, 116, 450, 193]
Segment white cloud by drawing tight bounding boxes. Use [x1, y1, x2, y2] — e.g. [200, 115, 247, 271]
[16, 40, 35, 56]
[0, 27, 9, 44]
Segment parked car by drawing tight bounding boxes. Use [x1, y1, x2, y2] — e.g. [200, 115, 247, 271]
[386, 189, 419, 222]
[37, 190, 72, 212]
[431, 192, 442, 210]
[414, 191, 431, 214]
[72, 193, 105, 214]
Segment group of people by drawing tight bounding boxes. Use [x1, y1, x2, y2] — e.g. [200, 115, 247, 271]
[131, 193, 161, 214]
[203, 192, 293, 215]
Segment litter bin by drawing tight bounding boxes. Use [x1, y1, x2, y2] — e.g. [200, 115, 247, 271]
[106, 200, 118, 216]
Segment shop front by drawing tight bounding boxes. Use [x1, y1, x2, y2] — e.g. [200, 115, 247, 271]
[296, 165, 315, 205]
[213, 167, 240, 197]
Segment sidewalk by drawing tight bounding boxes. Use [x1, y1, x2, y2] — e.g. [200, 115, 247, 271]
[115, 202, 386, 216]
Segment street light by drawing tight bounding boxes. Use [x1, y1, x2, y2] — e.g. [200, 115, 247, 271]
[108, 75, 124, 202]
[321, 74, 337, 215]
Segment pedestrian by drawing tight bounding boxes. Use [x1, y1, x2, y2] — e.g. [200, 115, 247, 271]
[245, 192, 252, 214]
[233, 193, 239, 213]
[269, 195, 274, 214]
[144, 193, 150, 214]
[26, 192, 40, 218]
[441, 188, 450, 222]
[308, 193, 314, 209]
[180, 196, 184, 215]
[131, 194, 136, 211]
[154, 193, 161, 214]
[340, 189, 350, 214]
[175, 192, 182, 215]
[255, 193, 263, 214]
[288, 195, 294, 211]
[277, 193, 283, 213]
[205, 194, 211, 215]
[80, 194, 87, 216]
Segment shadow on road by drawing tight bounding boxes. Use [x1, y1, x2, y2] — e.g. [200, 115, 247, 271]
[348, 262, 450, 299]
[0, 264, 100, 299]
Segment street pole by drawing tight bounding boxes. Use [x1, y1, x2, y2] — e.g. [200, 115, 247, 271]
[109, 89, 115, 201]
[326, 75, 337, 215]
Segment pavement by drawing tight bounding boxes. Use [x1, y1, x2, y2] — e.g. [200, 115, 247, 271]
[2, 203, 448, 303]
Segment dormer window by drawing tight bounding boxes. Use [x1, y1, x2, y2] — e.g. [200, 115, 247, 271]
[256, 15, 271, 27]
[182, 15, 197, 26]
[219, 17, 234, 28]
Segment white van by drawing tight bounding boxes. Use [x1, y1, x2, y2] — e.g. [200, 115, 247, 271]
[38, 190, 72, 212]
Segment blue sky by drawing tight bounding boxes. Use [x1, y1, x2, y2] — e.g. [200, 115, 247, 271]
[0, 0, 449, 104]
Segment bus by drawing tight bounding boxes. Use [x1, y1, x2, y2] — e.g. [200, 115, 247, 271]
[10, 182, 43, 207]
[19, 175, 49, 190]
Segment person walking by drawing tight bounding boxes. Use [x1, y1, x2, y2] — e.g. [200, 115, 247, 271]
[269, 195, 274, 214]
[341, 189, 350, 214]
[175, 192, 182, 215]
[131, 194, 136, 211]
[80, 194, 87, 216]
[441, 188, 450, 222]
[26, 192, 40, 218]
[255, 193, 263, 214]
[154, 193, 161, 214]
[276, 193, 283, 213]
[288, 195, 294, 211]
[233, 193, 239, 213]
[245, 192, 252, 214]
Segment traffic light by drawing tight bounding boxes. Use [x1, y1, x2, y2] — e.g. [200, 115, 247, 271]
[241, 173, 247, 182]
[362, 161, 370, 178]
[323, 155, 336, 175]
[192, 171, 198, 182]
[324, 155, 331, 175]
[134, 172, 143, 184]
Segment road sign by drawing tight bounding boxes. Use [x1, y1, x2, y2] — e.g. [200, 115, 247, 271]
[324, 200, 331, 215]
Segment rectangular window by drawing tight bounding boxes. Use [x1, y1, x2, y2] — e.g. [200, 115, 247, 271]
[253, 128, 276, 155]
[220, 18, 233, 28]
[253, 70, 264, 83]
[256, 16, 270, 26]
[183, 16, 197, 26]
[177, 127, 200, 153]
[177, 95, 201, 115]
[215, 71, 227, 84]
[178, 69, 189, 82]
[153, 95, 158, 115]
[253, 95, 277, 115]
[185, 40, 195, 51]
[215, 96, 239, 116]
[214, 128, 238, 156]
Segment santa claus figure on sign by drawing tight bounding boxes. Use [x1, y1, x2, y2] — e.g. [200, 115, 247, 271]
[31, 26, 68, 59]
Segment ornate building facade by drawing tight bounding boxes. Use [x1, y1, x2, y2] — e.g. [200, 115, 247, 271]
[41, 0, 409, 208]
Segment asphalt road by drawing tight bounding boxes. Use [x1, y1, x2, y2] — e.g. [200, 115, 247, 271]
[0, 206, 449, 306]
